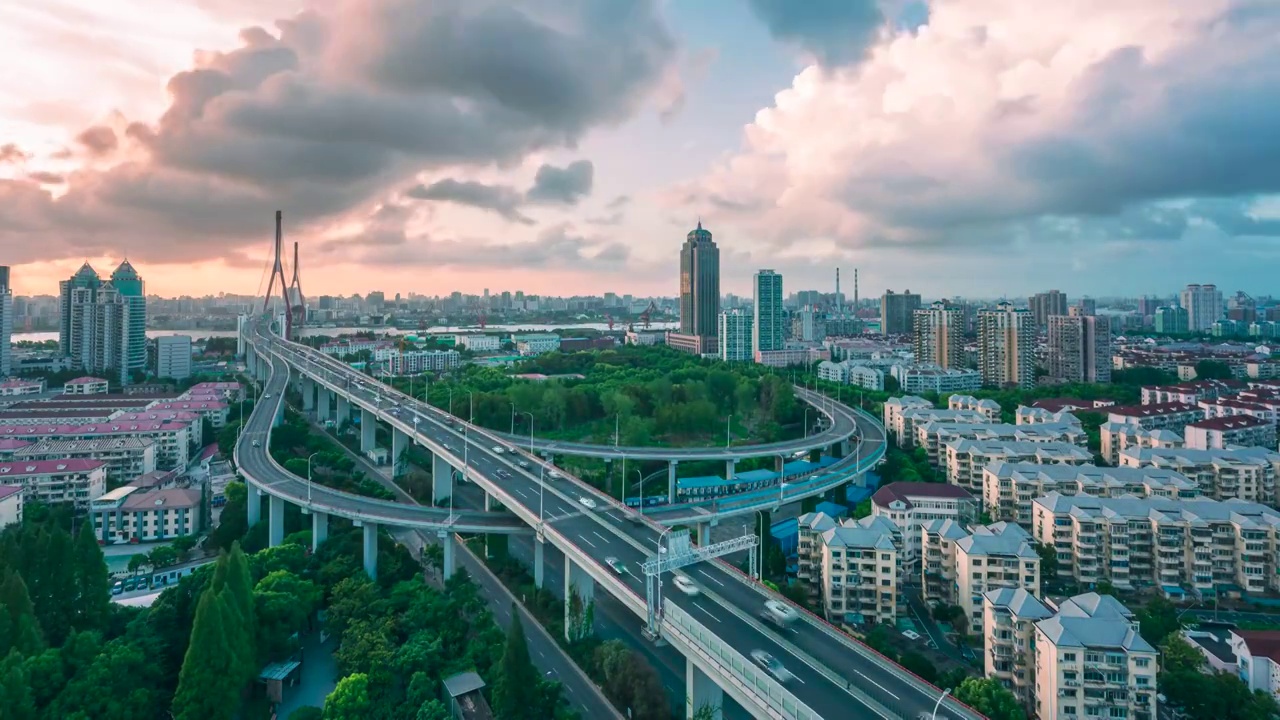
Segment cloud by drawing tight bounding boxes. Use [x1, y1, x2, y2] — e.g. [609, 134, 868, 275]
[0, 144, 31, 165]
[0, 0, 675, 266]
[27, 172, 65, 185]
[404, 159, 594, 222]
[687, 0, 1280, 268]
[525, 160, 594, 204]
[75, 126, 119, 156]
[743, 0, 888, 66]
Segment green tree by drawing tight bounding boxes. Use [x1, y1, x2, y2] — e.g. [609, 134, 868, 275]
[71, 522, 110, 633]
[27, 527, 75, 646]
[148, 544, 179, 568]
[127, 554, 147, 577]
[0, 649, 36, 720]
[171, 589, 244, 720]
[1137, 597, 1181, 647]
[1035, 542, 1060, 590]
[1194, 360, 1234, 380]
[494, 606, 539, 720]
[415, 699, 450, 720]
[952, 676, 1026, 720]
[288, 708, 324, 720]
[0, 568, 44, 657]
[900, 650, 938, 683]
[324, 673, 372, 720]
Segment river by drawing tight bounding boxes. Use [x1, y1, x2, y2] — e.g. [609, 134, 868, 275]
[12, 322, 679, 344]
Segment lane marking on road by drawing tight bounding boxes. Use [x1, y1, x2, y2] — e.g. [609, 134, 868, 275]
[577, 535, 598, 548]
[592, 531, 610, 544]
[691, 601, 719, 623]
[694, 568, 726, 587]
[513, 487, 530, 499]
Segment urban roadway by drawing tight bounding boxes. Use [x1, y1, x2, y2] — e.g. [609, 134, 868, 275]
[255, 331, 977, 719]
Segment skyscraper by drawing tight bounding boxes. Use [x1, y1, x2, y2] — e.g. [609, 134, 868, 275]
[978, 301, 1036, 389]
[881, 289, 922, 336]
[1180, 284, 1223, 332]
[0, 266, 11, 377]
[718, 310, 753, 362]
[913, 302, 963, 368]
[58, 261, 147, 385]
[753, 269, 784, 355]
[1028, 290, 1068, 327]
[670, 221, 720, 355]
[1047, 315, 1112, 383]
[1154, 306, 1189, 334]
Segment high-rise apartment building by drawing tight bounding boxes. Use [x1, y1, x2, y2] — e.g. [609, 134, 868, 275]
[155, 335, 193, 380]
[1180, 283, 1223, 332]
[1047, 315, 1111, 383]
[1073, 297, 1096, 316]
[978, 301, 1036, 389]
[913, 302, 963, 369]
[1028, 290, 1068, 327]
[880, 289, 921, 336]
[752, 269, 784, 355]
[0, 266, 11, 377]
[718, 310, 753, 362]
[58, 261, 147, 385]
[670, 222, 720, 355]
[1154, 306, 1188, 334]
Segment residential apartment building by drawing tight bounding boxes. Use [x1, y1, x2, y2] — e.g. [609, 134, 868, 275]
[0, 266, 11, 377]
[913, 302, 964, 369]
[983, 588, 1053, 708]
[1142, 379, 1237, 406]
[1047, 314, 1112, 383]
[1185, 415, 1276, 450]
[1230, 630, 1280, 703]
[1028, 290, 1069, 327]
[0, 420, 190, 470]
[1100, 403, 1204, 464]
[891, 364, 982, 394]
[817, 360, 886, 390]
[1181, 283, 1223, 333]
[91, 486, 203, 543]
[1119, 446, 1280, 504]
[819, 516, 902, 626]
[0, 379, 44, 397]
[883, 396, 933, 443]
[894, 408, 992, 449]
[946, 440, 1093, 493]
[718, 309, 753, 362]
[64, 376, 109, 395]
[58, 261, 147, 385]
[947, 395, 1001, 421]
[1014, 405, 1081, 426]
[1155, 305, 1189, 334]
[917, 420, 1088, 468]
[880, 289, 921, 336]
[983, 462, 1199, 526]
[752, 269, 784, 355]
[0, 485, 22, 528]
[511, 334, 561, 355]
[1032, 593, 1158, 720]
[13, 437, 156, 487]
[796, 511, 842, 588]
[954, 523, 1040, 634]
[155, 334, 193, 380]
[871, 481, 976, 574]
[1032, 492, 1280, 596]
[978, 301, 1036, 389]
[0, 458, 108, 507]
[380, 349, 462, 374]
[454, 334, 502, 352]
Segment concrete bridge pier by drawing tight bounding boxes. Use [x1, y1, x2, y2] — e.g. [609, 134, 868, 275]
[247, 484, 262, 525]
[273, 401, 284, 428]
[391, 428, 408, 477]
[301, 377, 314, 412]
[564, 558, 596, 642]
[311, 511, 328, 551]
[686, 661, 724, 720]
[725, 458, 735, 482]
[363, 522, 378, 580]
[437, 529, 456, 580]
[484, 491, 497, 511]
[432, 455, 454, 504]
[268, 495, 285, 547]
[336, 396, 350, 427]
[776, 455, 785, 473]
[360, 408, 376, 453]
[316, 386, 332, 423]
[696, 522, 711, 546]
[534, 536, 545, 589]
[668, 460, 679, 500]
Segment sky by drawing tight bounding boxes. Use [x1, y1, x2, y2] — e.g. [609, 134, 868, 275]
[2, 0, 1279, 300]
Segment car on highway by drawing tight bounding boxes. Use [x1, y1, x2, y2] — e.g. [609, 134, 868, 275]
[252, 440, 260, 447]
[579, 497, 597, 510]
[762, 599, 799, 627]
[547, 470, 561, 481]
[672, 574, 699, 596]
[605, 557, 626, 574]
[749, 650, 792, 683]
[491, 446, 505, 454]
[263, 393, 272, 399]
[517, 460, 531, 469]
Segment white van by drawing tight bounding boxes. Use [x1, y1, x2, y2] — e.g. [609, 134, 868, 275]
[762, 600, 799, 627]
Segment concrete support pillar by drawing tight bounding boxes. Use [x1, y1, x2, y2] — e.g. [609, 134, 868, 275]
[311, 511, 328, 551]
[268, 495, 285, 547]
[776, 455, 785, 474]
[697, 522, 710, 546]
[362, 522, 378, 580]
[725, 458, 735, 482]
[437, 530, 455, 580]
[841, 438, 852, 457]
[391, 429, 408, 477]
[564, 558, 596, 643]
[360, 408, 376, 454]
[485, 491, 497, 512]
[534, 536, 545, 589]
[336, 396, 350, 427]
[317, 386, 331, 422]
[273, 401, 284, 428]
[301, 377, 314, 411]
[686, 660, 725, 720]
[247, 484, 262, 526]
[668, 460, 679, 501]
[432, 454, 454, 504]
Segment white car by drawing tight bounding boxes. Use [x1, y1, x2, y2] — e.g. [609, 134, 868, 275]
[605, 557, 626, 574]
[547, 471, 562, 481]
[750, 650, 792, 683]
[579, 497, 597, 510]
[491, 446, 505, 454]
[762, 600, 799, 626]
[672, 574, 699, 596]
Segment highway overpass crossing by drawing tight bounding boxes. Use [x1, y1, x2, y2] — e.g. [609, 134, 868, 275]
[237, 320, 980, 720]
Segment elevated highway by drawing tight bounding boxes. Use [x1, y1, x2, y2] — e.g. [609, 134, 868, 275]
[237, 320, 981, 720]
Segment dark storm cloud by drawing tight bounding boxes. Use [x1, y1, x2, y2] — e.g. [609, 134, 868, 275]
[525, 160, 594, 204]
[75, 126, 119, 156]
[2, 0, 674, 266]
[403, 160, 594, 222]
[347, 222, 629, 271]
[744, 0, 887, 65]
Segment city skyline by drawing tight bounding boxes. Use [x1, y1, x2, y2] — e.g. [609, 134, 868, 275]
[3, 1, 1279, 299]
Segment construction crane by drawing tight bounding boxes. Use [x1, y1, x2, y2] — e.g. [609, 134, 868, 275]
[478, 310, 487, 330]
[640, 301, 658, 329]
[605, 313, 614, 331]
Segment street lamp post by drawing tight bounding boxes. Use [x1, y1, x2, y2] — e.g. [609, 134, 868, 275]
[803, 407, 812, 438]
[726, 414, 732, 449]
[467, 390, 476, 423]
[511, 403, 517, 435]
[633, 466, 645, 508]
[306, 451, 322, 505]
[930, 688, 952, 720]
[614, 413, 621, 448]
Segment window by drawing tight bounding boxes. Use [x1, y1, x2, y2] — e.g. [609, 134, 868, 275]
[1134, 658, 1151, 668]
[1062, 653, 1077, 663]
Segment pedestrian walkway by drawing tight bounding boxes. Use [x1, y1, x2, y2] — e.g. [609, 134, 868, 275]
[274, 632, 338, 718]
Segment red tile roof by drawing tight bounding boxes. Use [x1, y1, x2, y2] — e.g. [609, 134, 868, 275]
[66, 377, 108, 385]
[1187, 415, 1270, 431]
[0, 485, 21, 501]
[872, 481, 972, 510]
[1237, 630, 1280, 663]
[1107, 403, 1200, 418]
[0, 459, 106, 475]
[0, 439, 33, 451]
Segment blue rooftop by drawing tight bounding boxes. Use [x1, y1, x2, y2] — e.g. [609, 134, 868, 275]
[676, 475, 726, 490]
[735, 468, 779, 482]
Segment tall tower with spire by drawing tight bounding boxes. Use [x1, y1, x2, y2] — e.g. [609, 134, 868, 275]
[676, 221, 721, 353]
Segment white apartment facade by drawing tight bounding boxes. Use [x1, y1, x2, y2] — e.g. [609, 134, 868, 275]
[947, 394, 1002, 420]
[0, 485, 22, 528]
[819, 516, 901, 626]
[13, 437, 156, 487]
[454, 334, 502, 352]
[983, 462, 1199, 526]
[883, 396, 933, 444]
[871, 481, 976, 574]
[984, 588, 1053, 708]
[155, 335, 193, 380]
[954, 523, 1041, 635]
[718, 309, 754, 362]
[1231, 630, 1280, 703]
[978, 301, 1036, 389]
[917, 420, 1088, 468]
[64, 377, 109, 395]
[1119, 446, 1280, 504]
[512, 333, 561, 355]
[1185, 415, 1276, 450]
[946, 440, 1093, 493]
[91, 486, 203, 543]
[0, 458, 107, 507]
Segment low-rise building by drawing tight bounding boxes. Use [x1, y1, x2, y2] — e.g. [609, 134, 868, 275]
[624, 330, 665, 346]
[1185, 415, 1276, 450]
[917, 420, 1087, 468]
[945, 439, 1093, 492]
[1230, 630, 1280, 703]
[947, 395, 1001, 420]
[1098, 423, 1185, 466]
[1032, 492, 1280, 595]
[871, 482, 976, 573]
[1032, 593, 1158, 720]
[1119, 446, 1280, 504]
[882, 396, 933, 444]
[512, 333, 561, 355]
[13, 437, 155, 487]
[816, 360, 885, 390]
[891, 364, 982, 394]
[1142, 379, 1238, 406]
[0, 485, 22, 528]
[0, 458, 107, 507]
[454, 334, 502, 352]
[900, 409, 992, 450]
[1100, 405, 1205, 464]
[1014, 405, 1081, 426]
[63, 376, 109, 395]
[0, 379, 45, 397]
[91, 486, 203, 543]
[983, 462, 1199, 526]
[381, 349, 462, 375]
